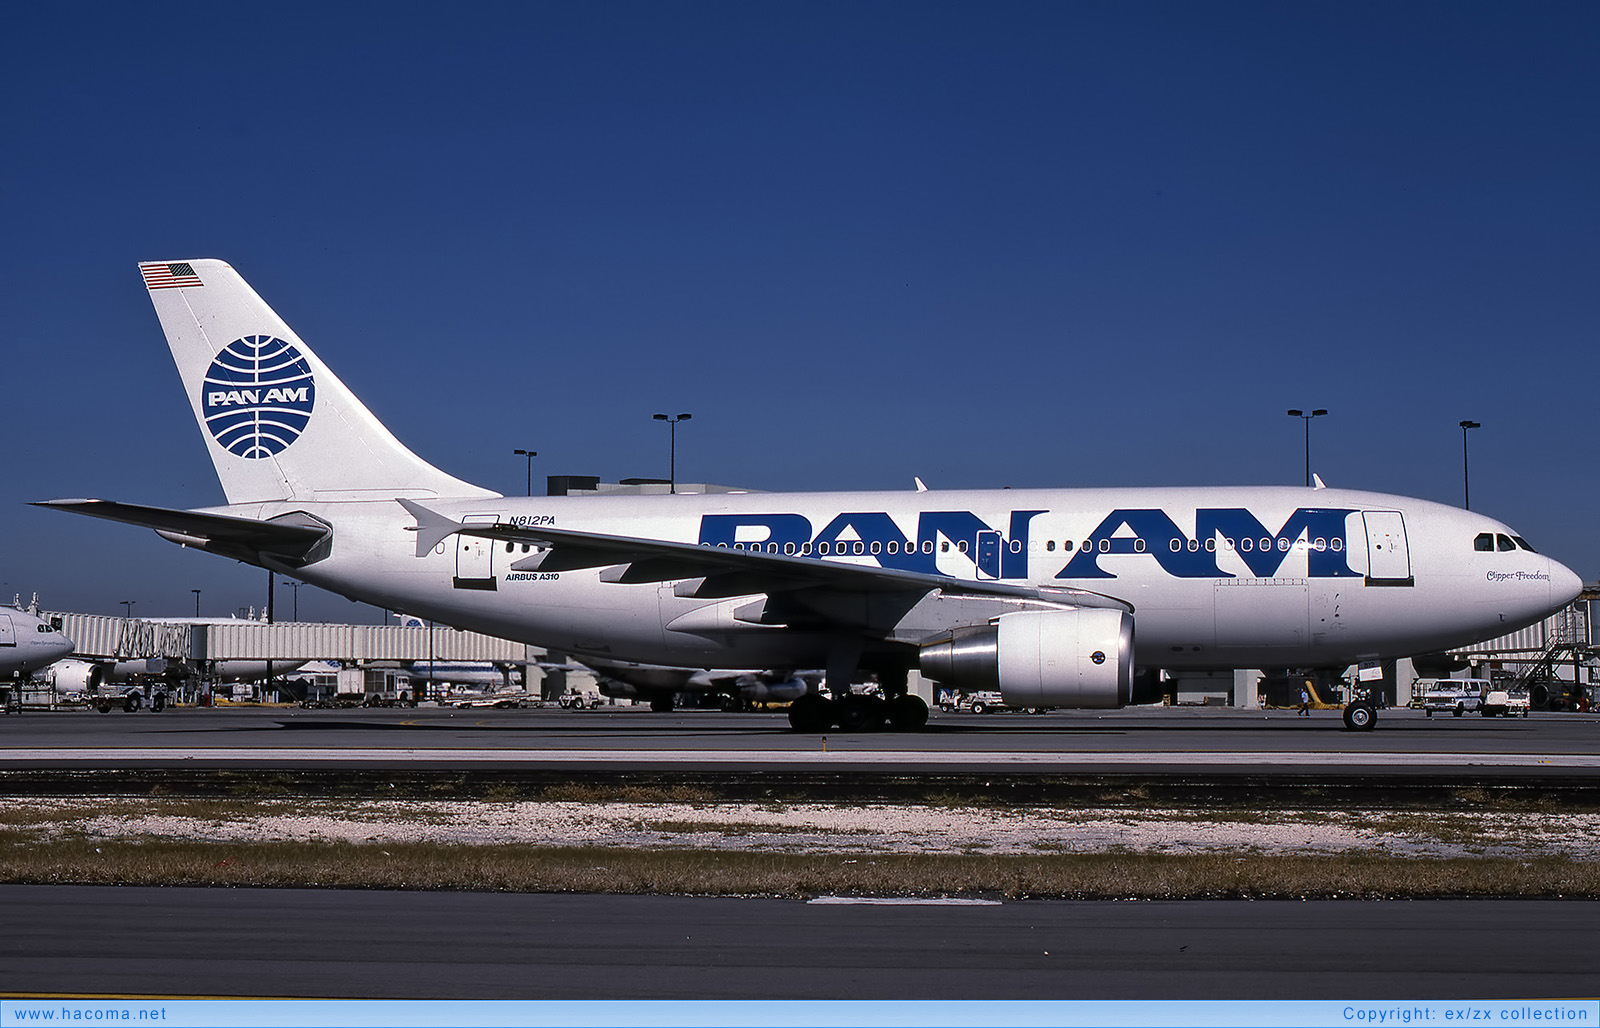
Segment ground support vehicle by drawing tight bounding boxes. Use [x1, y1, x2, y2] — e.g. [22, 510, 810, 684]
[1419, 678, 1491, 718]
[1481, 688, 1531, 718]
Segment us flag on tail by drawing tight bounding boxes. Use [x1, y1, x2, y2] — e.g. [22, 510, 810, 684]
[140, 262, 204, 290]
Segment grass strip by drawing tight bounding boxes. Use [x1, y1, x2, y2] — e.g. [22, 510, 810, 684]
[3, 838, 1598, 899]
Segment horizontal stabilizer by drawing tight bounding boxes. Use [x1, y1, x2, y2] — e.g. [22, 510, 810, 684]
[34, 498, 331, 566]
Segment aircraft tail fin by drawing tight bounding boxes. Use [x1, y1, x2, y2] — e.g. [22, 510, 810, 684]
[138, 259, 498, 505]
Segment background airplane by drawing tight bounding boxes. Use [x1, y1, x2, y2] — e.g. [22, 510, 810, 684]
[0, 604, 74, 679]
[38, 259, 1584, 733]
[580, 656, 817, 712]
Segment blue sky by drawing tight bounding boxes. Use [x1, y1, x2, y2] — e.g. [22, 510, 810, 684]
[4, 1, 1597, 622]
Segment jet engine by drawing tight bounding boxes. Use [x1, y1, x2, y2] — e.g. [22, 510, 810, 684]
[919, 608, 1135, 709]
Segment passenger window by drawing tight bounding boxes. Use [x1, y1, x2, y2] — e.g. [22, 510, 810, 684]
[1063, 540, 1074, 551]
[1098, 539, 1110, 553]
[957, 541, 968, 554]
[887, 541, 899, 555]
[1169, 539, 1182, 553]
[1240, 538, 1253, 552]
[1331, 538, 1343, 552]
[1497, 534, 1515, 552]
[769, 543, 779, 554]
[801, 542, 811, 555]
[818, 542, 830, 555]
[1513, 536, 1537, 553]
[784, 542, 796, 555]
[1186, 539, 1198, 552]
[1046, 540, 1056, 552]
[941, 541, 949, 553]
[1010, 539, 1021, 554]
[505, 542, 514, 553]
[1134, 539, 1146, 553]
[869, 541, 881, 555]
[1205, 538, 1216, 552]
[1475, 533, 1495, 552]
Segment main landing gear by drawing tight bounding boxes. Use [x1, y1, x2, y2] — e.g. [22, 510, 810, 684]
[786, 691, 930, 733]
[786, 662, 930, 733]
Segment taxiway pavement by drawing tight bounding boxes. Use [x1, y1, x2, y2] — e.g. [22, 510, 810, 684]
[3, 885, 1596, 1000]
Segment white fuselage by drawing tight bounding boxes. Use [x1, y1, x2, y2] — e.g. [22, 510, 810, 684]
[214, 484, 1579, 673]
[0, 608, 75, 676]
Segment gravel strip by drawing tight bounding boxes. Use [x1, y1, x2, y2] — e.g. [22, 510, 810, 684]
[9, 798, 1600, 859]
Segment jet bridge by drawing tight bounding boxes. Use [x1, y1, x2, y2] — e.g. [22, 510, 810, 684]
[44, 613, 540, 665]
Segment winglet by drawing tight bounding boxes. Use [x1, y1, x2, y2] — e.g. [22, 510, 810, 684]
[397, 498, 461, 557]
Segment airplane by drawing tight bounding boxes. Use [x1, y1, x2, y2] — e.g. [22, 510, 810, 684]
[579, 656, 817, 712]
[0, 605, 75, 678]
[36, 259, 1584, 733]
[392, 614, 526, 692]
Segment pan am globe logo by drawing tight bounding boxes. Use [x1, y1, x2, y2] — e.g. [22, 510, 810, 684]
[202, 335, 316, 459]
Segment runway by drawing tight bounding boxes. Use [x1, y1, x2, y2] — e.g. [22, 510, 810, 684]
[4, 886, 1598, 1000]
[3, 706, 1598, 779]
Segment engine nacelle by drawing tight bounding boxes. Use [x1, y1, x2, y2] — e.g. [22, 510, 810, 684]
[919, 608, 1134, 709]
[737, 675, 810, 704]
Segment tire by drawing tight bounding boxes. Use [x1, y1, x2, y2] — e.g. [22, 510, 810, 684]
[886, 694, 930, 731]
[1454, 706, 1463, 717]
[151, 693, 166, 713]
[97, 702, 112, 714]
[123, 693, 142, 713]
[1425, 709, 1432, 717]
[970, 702, 987, 715]
[649, 696, 674, 713]
[1342, 702, 1376, 731]
[835, 694, 886, 732]
[787, 693, 834, 733]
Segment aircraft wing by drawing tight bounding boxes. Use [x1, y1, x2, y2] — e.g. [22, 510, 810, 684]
[399, 499, 1132, 612]
[35, 499, 331, 565]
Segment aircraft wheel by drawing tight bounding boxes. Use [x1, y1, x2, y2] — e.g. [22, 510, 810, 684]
[1342, 702, 1376, 731]
[151, 693, 166, 713]
[787, 693, 833, 733]
[649, 696, 675, 713]
[835, 694, 885, 732]
[717, 694, 740, 712]
[886, 694, 929, 731]
[123, 693, 142, 713]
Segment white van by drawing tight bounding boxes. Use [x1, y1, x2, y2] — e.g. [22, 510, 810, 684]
[1418, 678, 1492, 717]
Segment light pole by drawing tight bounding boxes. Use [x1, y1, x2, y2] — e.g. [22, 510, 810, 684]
[120, 600, 135, 618]
[513, 448, 538, 497]
[652, 413, 692, 493]
[191, 589, 201, 617]
[284, 579, 302, 621]
[1460, 420, 1481, 510]
[1286, 409, 1327, 487]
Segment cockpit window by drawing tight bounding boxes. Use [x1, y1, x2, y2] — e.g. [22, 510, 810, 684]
[1474, 533, 1494, 552]
[1497, 534, 1516, 552]
[1513, 536, 1537, 553]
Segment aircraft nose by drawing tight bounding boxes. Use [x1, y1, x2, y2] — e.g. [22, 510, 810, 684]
[1550, 558, 1584, 608]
